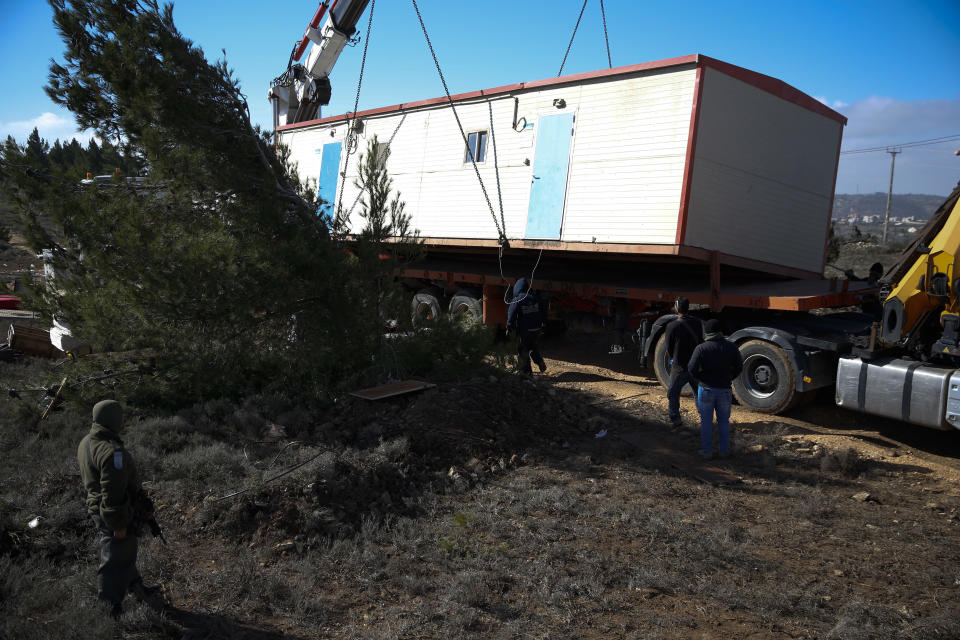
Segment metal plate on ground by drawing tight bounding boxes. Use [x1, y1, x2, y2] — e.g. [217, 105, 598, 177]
[616, 431, 741, 486]
[350, 380, 436, 401]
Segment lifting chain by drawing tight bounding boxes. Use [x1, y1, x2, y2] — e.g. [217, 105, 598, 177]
[558, 0, 589, 76]
[600, 0, 612, 68]
[410, 0, 507, 245]
[335, 0, 377, 229]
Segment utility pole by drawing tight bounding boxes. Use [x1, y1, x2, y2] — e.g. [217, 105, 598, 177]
[882, 148, 900, 244]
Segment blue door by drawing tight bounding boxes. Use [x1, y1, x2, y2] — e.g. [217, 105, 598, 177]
[317, 142, 342, 216]
[525, 113, 574, 239]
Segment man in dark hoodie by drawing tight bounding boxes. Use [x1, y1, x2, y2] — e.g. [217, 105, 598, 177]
[506, 277, 547, 374]
[688, 319, 743, 459]
[77, 399, 158, 617]
[663, 296, 702, 426]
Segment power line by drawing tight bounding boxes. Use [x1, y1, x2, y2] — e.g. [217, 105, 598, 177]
[840, 133, 960, 155]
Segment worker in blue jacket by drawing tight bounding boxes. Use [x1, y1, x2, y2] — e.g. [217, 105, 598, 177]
[506, 278, 547, 374]
[688, 319, 743, 460]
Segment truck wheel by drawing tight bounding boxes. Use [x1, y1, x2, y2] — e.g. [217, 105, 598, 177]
[652, 332, 693, 396]
[448, 291, 482, 325]
[411, 289, 441, 327]
[733, 340, 798, 414]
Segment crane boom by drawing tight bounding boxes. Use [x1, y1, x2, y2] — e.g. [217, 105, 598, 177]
[268, 0, 371, 129]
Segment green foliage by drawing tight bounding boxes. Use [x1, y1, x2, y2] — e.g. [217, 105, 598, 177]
[826, 222, 841, 265]
[0, 0, 410, 405]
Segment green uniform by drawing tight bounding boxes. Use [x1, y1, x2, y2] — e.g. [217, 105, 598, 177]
[77, 400, 146, 611]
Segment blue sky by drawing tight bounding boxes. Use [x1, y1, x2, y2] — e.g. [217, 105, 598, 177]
[1, 0, 958, 195]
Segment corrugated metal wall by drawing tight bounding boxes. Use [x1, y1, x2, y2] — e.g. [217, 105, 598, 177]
[683, 68, 842, 273]
[279, 66, 698, 245]
[563, 68, 695, 244]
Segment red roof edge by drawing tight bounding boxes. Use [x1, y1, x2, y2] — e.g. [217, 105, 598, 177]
[696, 55, 848, 126]
[277, 55, 700, 131]
[276, 53, 846, 131]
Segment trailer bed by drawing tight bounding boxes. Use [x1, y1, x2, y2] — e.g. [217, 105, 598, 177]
[402, 250, 872, 312]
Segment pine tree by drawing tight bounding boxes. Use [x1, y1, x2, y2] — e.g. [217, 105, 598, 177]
[2, 0, 388, 402]
[24, 129, 50, 172]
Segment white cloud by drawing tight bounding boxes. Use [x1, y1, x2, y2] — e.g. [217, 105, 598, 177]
[834, 95, 960, 195]
[0, 110, 94, 144]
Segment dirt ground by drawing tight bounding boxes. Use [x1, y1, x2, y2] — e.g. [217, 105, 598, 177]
[3, 330, 959, 640]
[134, 335, 957, 639]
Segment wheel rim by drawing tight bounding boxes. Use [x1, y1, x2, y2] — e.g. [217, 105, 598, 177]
[452, 302, 473, 319]
[742, 353, 778, 399]
[416, 302, 436, 321]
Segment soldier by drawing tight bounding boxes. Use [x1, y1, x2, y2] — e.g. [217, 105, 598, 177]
[77, 399, 159, 618]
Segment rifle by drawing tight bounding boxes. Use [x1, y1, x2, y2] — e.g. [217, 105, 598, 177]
[132, 492, 167, 545]
[143, 514, 167, 545]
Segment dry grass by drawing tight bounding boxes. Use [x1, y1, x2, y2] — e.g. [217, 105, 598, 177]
[2, 352, 959, 639]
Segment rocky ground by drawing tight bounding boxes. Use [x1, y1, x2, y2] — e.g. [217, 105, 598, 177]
[2, 331, 958, 640]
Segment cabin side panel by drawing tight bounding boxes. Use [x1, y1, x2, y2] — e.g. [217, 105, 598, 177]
[562, 67, 696, 244]
[683, 67, 842, 273]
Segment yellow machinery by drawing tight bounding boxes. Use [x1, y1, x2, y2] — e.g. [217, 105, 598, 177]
[881, 182, 960, 359]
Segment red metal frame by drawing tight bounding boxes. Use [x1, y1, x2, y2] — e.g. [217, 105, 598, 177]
[278, 54, 846, 132]
[675, 65, 704, 245]
[402, 265, 862, 313]
[696, 56, 847, 126]
[822, 125, 845, 273]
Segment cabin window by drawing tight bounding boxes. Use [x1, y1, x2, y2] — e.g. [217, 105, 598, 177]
[464, 131, 487, 163]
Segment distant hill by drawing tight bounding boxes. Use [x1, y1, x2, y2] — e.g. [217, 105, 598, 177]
[832, 193, 946, 221]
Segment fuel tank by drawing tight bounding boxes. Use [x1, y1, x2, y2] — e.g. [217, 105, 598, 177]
[835, 356, 959, 430]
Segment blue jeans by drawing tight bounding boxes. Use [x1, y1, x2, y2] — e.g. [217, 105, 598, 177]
[697, 385, 732, 454]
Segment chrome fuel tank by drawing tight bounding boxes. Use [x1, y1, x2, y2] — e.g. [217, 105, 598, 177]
[835, 357, 957, 430]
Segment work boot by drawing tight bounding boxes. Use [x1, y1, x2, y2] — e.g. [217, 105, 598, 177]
[699, 450, 714, 461]
[109, 603, 123, 619]
[130, 580, 162, 607]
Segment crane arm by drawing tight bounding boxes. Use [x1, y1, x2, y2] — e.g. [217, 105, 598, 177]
[268, 0, 371, 129]
[880, 181, 960, 358]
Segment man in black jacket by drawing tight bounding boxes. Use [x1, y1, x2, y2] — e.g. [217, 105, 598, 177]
[506, 278, 547, 374]
[688, 319, 743, 459]
[663, 297, 702, 426]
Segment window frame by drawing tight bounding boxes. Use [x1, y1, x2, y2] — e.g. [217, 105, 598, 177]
[463, 130, 488, 164]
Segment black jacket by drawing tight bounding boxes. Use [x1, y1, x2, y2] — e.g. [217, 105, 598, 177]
[664, 316, 702, 370]
[688, 337, 743, 389]
[506, 278, 545, 335]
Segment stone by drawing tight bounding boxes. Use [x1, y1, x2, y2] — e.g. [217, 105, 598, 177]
[852, 492, 871, 502]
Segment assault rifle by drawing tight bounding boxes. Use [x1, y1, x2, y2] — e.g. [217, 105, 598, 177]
[132, 492, 167, 545]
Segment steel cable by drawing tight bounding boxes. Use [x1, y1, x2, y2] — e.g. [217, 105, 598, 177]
[335, 0, 377, 231]
[558, 0, 589, 76]
[410, 0, 506, 244]
[600, 0, 612, 68]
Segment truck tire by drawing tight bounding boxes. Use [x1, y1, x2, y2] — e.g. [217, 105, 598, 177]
[411, 289, 442, 327]
[733, 340, 798, 414]
[448, 291, 482, 325]
[652, 332, 693, 396]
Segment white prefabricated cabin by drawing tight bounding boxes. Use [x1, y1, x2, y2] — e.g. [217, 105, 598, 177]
[277, 54, 846, 278]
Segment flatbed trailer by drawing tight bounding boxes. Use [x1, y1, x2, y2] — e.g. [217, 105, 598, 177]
[278, 54, 959, 430]
[396, 241, 876, 416]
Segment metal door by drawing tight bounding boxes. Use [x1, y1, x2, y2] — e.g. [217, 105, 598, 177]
[317, 142, 342, 216]
[525, 113, 575, 239]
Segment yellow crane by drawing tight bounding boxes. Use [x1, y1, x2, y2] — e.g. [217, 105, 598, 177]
[880, 181, 960, 360]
